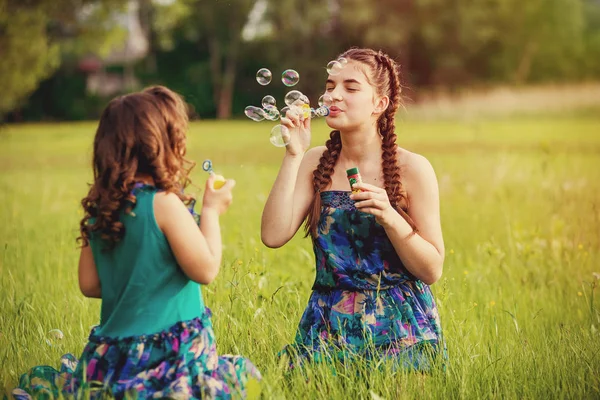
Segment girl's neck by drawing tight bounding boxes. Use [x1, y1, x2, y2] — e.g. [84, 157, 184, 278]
[338, 124, 382, 167]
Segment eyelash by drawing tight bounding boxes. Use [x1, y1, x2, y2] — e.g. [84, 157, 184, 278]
[326, 88, 358, 92]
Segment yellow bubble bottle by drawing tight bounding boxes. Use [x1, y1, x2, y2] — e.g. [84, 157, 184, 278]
[213, 176, 226, 189]
[202, 159, 226, 189]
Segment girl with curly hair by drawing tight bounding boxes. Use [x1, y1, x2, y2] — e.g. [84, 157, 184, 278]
[13, 86, 261, 399]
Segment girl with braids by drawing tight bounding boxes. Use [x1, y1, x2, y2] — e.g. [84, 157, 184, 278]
[12, 86, 260, 400]
[261, 48, 445, 370]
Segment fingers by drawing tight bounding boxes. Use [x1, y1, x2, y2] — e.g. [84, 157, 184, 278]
[289, 111, 302, 127]
[205, 174, 215, 190]
[280, 116, 295, 129]
[349, 191, 373, 201]
[303, 112, 311, 130]
[351, 182, 384, 193]
[354, 198, 384, 210]
[223, 179, 236, 190]
[205, 175, 235, 192]
[350, 190, 385, 202]
[357, 207, 383, 217]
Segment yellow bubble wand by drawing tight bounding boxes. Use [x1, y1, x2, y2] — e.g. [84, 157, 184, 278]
[202, 159, 226, 189]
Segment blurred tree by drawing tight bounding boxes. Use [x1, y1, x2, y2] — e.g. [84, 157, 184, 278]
[581, 0, 600, 77]
[490, 0, 587, 83]
[138, 0, 256, 118]
[332, 0, 599, 87]
[257, 0, 343, 106]
[167, 0, 256, 119]
[198, 0, 256, 119]
[4, 0, 600, 121]
[0, 0, 126, 116]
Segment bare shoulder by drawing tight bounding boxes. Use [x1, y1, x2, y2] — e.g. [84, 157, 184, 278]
[303, 145, 327, 167]
[153, 191, 188, 229]
[396, 147, 438, 191]
[154, 191, 184, 209]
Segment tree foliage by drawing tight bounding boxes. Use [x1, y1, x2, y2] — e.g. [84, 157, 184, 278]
[0, 0, 126, 114]
[4, 0, 600, 120]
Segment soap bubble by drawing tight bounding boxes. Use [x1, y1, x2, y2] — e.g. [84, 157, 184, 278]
[310, 108, 317, 119]
[280, 106, 290, 118]
[318, 94, 333, 107]
[315, 105, 330, 117]
[337, 56, 348, 66]
[256, 68, 272, 85]
[270, 125, 290, 147]
[45, 329, 64, 347]
[263, 105, 280, 121]
[285, 105, 302, 118]
[326, 60, 343, 75]
[261, 95, 276, 108]
[284, 90, 304, 106]
[245, 106, 266, 122]
[282, 69, 300, 87]
[48, 329, 64, 340]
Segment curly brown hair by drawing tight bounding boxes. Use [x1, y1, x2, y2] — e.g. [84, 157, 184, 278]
[78, 86, 195, 248]
[304, 48, 416, 237]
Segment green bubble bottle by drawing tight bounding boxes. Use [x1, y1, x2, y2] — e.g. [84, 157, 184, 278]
[346, 167, 363, 194]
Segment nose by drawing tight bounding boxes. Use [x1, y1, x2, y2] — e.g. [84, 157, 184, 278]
[330, 89, 343, 102]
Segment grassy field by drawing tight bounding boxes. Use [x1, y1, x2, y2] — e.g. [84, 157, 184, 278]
[1, 110, 599, 399]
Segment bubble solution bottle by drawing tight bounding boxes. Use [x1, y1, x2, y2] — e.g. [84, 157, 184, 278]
[346, 167, 363, 194]
[202, 160, 226, 189]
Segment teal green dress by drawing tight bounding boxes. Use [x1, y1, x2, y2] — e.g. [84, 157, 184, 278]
[13, 184, 261, 400]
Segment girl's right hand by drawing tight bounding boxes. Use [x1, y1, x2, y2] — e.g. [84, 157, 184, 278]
[202, 175, 235, 215]
[280, 107, 311, 157]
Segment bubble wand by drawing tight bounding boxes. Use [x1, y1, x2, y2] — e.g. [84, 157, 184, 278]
[202, 159, 226, 189]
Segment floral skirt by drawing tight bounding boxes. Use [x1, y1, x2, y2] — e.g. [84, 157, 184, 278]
[12, 308, 261, 399]
[281, 286, 446, 372]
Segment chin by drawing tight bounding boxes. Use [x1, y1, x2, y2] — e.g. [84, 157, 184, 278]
[325, 117, 344, 131]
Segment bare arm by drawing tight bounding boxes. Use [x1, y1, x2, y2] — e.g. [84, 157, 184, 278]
[352, 153, 444, 284]
[261, 147, 324, 248]
[78, 245, 101, 298]
[155, 176, 235, 284]
[261, 109, 324, 248]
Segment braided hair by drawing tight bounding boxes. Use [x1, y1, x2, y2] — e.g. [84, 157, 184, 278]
[304, 48, 415, 237]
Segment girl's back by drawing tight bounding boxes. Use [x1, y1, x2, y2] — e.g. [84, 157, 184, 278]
[12, 86, 261, 400]
[91, 184, 203, 338]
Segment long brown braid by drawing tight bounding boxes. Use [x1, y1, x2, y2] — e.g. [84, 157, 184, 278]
[304, 48, 416, 238]
[304, 130, 342, 237]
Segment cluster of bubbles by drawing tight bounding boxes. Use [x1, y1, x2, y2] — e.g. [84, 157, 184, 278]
[245, 68, 332, 147]
[246, 57, 348, 148]
[326, 56, 348, 76]
[255, 68, 300, 87]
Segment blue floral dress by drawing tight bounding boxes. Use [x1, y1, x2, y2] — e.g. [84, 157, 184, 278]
[12, 185, 261, 399]
[282, 191, 445, 371]
[13, 310, 261, 400]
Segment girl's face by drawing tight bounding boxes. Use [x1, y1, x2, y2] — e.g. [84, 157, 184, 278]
[324, 60, 385, 132]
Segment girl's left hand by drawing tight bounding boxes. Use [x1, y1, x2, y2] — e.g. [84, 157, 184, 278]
[350, 182, 398, 228]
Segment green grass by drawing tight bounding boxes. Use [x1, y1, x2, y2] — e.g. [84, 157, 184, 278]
[1, 113, 599, 399]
